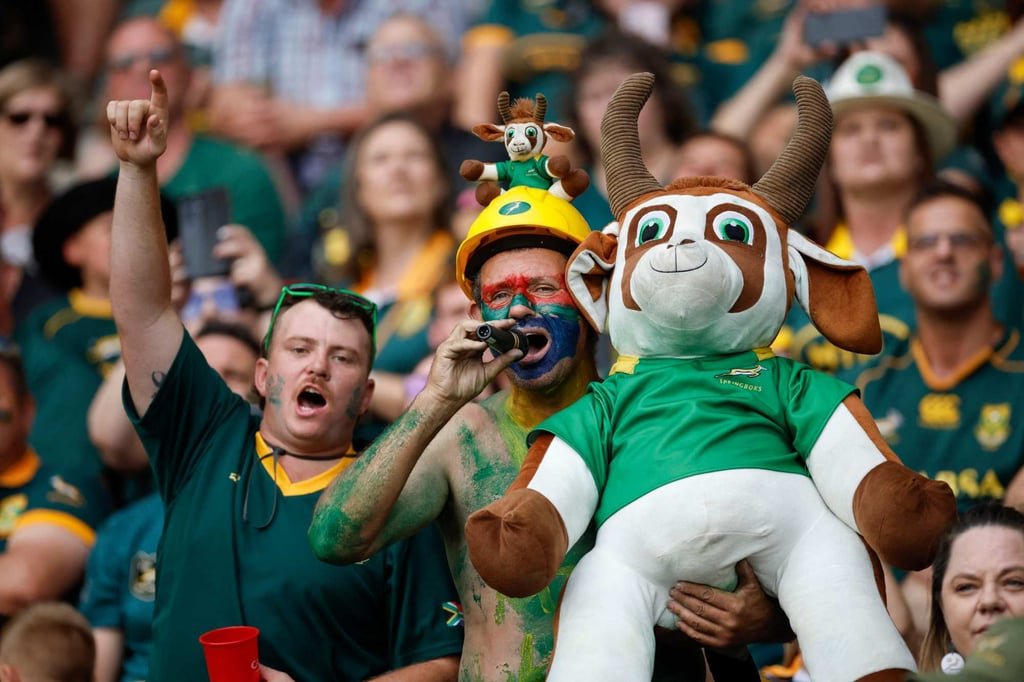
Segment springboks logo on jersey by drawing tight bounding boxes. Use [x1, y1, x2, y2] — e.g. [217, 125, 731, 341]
[716, 365, 766, 379]
[975, 403, 1011, 451]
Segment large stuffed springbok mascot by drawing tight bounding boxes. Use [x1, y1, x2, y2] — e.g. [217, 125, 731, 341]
[465, 74, 957, 682]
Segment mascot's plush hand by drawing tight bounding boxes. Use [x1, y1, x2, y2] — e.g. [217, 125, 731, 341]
[465, 73, 956, 682]
[461, 91, 589, 207]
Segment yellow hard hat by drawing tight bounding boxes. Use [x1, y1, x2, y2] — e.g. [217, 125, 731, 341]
[455, 186, 592, 298]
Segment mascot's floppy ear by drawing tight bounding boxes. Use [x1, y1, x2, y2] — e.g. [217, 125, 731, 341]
[787, 230, 882, 354]
[566, 225, 620, 332]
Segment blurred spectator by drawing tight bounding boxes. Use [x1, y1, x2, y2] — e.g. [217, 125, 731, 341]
[991, 69, 1024, 278]
[851, 182, 1024, 515]
[566, 29, 696, 231]
[0, 345, 109, 624]
[674, 130, 754, 183]
[776, 51, 954, 373]
[747, 102, 798, 179]
[0, 59, 77, 330]
[712, 1, 1024, 138]
[851, 182, 1024, 653]
[332, 113, 456, 432]
[917, 503, 1024, 673]
[91, 17, 289, 264]
[89, 224, 278, 478]
[82, 321, 260, 682]
[293, 13, 501, 280]
[0, 602, 94, 682]
[454, 1, 713, 131]
[712, 3, 940, 142]
[209, 0, 468, 195]
[15, 179, 177, 503]
[176, 224, 282, 336]
[158, 0, 225, 111]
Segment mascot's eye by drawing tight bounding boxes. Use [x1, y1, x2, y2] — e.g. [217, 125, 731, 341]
[525, 126, 538, 139]
[635, 211, 670, 246]
[506, 129, 515, 140]
[712, 212, 755, 245]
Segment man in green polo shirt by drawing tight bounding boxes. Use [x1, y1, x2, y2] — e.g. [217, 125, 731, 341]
[851, 181, 1024, 514]
[850, 179, 1024, 650]
[107, 71, 461, 681]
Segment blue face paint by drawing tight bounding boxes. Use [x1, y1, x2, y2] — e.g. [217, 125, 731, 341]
[509, 314, 581, 381]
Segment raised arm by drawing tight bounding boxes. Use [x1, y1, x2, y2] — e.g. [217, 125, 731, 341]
[310, 319, 521, 563]
[107, 70, 183, 416]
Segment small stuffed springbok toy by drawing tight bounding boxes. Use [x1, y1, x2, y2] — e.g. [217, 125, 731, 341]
[465, 73, 956, 682]
[460, 91, 589, 207]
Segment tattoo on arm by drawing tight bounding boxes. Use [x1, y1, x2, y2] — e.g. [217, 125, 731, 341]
[151, 371, 166, 397]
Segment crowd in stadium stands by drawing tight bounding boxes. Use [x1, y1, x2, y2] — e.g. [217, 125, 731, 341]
[3, 0, 1024, 680]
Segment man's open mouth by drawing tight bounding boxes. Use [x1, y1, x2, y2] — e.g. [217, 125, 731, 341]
[297, 387, 327, 415]
[519, 330, 551, 364]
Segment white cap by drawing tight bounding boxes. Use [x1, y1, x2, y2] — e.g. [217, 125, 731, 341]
[826, 50, 957, 160]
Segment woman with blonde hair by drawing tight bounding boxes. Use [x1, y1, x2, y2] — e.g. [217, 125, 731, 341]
[0, 58, 76, 329]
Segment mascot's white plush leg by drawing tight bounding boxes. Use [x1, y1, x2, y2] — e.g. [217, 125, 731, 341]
[775, 492, 916, 680]
[547, 546, 660, 682]
[526, 436, 600, 548]
[806, 403, 886, 532]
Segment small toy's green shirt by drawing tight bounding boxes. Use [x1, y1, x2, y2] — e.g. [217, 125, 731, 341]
[496, 155, 554, 190]
[534, 350, 854, 527]
[851, 330, 1024, 514]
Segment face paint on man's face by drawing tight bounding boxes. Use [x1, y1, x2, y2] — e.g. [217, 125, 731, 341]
[479, 274, 577, 322]
[508, 314, 581, 381]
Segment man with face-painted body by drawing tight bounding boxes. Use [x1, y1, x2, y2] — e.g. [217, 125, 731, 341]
[312, 187, 789, 681]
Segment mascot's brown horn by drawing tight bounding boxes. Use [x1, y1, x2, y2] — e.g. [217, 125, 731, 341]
[497, 91, 512, 124]
[535, 94, 547, 123]
[750, 76, 833, 226]
[600, 72, 662, 220]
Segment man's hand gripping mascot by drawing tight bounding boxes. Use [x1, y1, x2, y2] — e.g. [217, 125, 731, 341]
[464, 74, 957, 682]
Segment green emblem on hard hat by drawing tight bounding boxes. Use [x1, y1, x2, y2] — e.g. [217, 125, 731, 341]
[498, 201, 531, 216]
[856, 65, 883, 85]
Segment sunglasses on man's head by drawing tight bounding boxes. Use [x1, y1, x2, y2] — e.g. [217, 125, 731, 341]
[3, 110, 64, 129]
[261, 283, 378, 358]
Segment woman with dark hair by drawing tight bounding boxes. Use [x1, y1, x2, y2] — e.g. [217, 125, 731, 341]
[566, 29, 696, 231]
[337, 112, 455, 427]
[919, 502, 1024, 672]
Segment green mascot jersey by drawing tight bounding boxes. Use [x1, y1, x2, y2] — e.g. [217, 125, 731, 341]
[535, 350, 854, 527]
[495, 155, 554, 190]
[851, 330, 1024, 514]
[125, 332, 463, 682]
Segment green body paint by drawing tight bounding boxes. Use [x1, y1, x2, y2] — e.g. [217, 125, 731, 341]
[453, 393, 595, 681]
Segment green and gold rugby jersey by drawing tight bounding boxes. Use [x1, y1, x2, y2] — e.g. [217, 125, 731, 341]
[853, 330, 1024, 514]
[535, 349, 854, 527]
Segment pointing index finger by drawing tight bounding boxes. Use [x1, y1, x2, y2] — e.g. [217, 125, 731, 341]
[149, 70, 169, 113]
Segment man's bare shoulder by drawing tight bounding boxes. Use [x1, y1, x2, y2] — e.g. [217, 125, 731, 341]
[432, 390, 511, 445]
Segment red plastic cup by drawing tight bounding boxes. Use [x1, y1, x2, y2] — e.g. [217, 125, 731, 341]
[199, 625, 260, 682]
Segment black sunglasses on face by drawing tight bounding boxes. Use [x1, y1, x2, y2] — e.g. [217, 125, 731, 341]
[3, 111, 64, 129]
